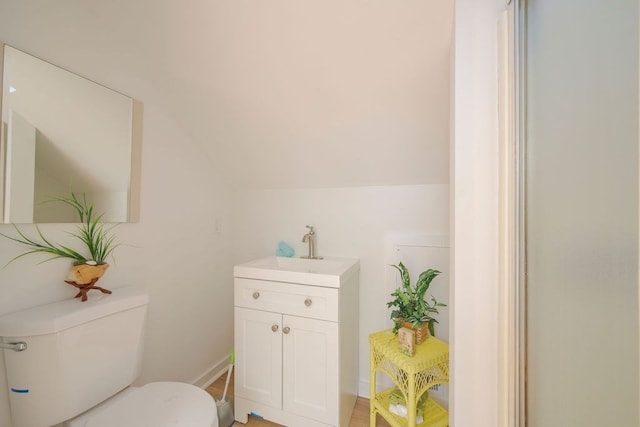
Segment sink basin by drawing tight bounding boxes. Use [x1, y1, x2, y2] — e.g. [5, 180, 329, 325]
[234, 256, 359, 287]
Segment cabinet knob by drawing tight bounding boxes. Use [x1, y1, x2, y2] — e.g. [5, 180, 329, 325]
[272, 324, 279, 332]
[283, 326, 291, 334]
[304, 298, 312, 307]
[253, 292, 260, 300]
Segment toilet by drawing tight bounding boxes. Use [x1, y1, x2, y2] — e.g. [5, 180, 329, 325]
[0, 285, 219, 427]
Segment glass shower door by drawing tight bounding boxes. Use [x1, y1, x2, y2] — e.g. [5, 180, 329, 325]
[524, 1, 639, 426]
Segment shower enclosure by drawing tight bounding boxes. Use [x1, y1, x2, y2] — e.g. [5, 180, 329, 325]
[522, 0, 639, 425]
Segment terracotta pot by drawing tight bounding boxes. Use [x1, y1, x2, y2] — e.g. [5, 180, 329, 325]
[67, 263, 109, 285]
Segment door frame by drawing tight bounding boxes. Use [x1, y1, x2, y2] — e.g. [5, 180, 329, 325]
[497, 1, 526, 426]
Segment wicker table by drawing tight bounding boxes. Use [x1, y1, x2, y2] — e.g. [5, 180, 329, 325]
[369, 329, 449, 427]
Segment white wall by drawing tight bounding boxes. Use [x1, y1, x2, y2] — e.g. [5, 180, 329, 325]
[232, 184, 449, 395]
[451, 0, 506, 425]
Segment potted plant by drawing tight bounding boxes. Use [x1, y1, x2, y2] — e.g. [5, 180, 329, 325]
[387, 262, 446, 343]
[0, 193, 118, 301]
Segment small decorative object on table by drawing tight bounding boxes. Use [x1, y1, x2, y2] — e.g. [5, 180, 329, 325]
[387, 261, 447, 345]
[0, 193, 119, 301]
[65, 261, 112, 302]
[398, 327, 416, 356]
[388, 387, 429, 424]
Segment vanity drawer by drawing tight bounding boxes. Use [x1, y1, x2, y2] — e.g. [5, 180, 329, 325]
[234, 278, 339, 322]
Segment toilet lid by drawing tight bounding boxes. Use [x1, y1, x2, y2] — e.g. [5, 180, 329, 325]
[82, 382, 218, 427]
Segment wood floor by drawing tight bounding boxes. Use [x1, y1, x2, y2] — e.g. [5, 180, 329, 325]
[205, 372, 391, 426]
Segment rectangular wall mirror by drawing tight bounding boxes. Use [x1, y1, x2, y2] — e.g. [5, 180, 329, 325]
[0, 43, 142, 223]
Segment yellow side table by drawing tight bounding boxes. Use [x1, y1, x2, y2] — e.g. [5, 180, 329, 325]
[369, 329, 449, 427]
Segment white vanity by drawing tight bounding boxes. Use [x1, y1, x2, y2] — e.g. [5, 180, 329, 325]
[233, 256, 359, 427]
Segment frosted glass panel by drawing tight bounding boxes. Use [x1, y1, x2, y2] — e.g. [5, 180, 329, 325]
[525, 1, 638, 426]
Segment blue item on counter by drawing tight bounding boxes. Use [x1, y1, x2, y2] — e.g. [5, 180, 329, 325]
[276, 241, 295, 257]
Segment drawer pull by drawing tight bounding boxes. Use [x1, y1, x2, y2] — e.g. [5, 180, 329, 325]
[304, 298, 313, 307]
[283, 326, 291, 334]
[272, 324, 279, 332]
[252, 292, 260, 300]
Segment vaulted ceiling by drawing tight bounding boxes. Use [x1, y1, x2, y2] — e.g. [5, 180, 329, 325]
[0, 0, 454, 189]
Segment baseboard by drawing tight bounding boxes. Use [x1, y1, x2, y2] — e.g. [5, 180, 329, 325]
[359, 380, 370, 399]
[191, 352, 232, 389]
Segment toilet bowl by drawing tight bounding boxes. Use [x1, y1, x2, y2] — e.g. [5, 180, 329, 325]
[65, 382, 218, 427]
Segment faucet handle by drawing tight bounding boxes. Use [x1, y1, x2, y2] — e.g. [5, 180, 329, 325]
[305, 225, 315, 234]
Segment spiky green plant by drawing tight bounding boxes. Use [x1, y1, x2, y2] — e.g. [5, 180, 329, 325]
[387, 262, 447, 337]
[0, 193, 117, 266]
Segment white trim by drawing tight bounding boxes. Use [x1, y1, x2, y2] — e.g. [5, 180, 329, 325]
[497, 3, 519, 426]
[385, 233, 449, 249]
[452, 1, 507, 424]
[515, 2, 527, 424]
[191, 353, 232, 389]
[0, 43, 4, 221]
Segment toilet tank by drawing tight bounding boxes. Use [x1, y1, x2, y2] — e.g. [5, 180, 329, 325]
[0, 286, 149, 427]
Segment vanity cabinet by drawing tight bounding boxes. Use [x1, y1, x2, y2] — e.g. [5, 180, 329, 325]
[234, 307, 338, 423]
[233, 260, 359, 427]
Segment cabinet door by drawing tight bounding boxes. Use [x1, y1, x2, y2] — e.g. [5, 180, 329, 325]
[234, 307, 283, 409]
[282, 315, 339, 425]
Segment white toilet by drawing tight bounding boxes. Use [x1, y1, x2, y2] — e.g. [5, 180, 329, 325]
[0, 285, 219, 427]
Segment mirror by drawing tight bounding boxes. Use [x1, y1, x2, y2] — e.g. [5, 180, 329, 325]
[0, 43, 142, 223]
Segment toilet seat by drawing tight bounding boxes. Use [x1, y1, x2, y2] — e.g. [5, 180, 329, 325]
[66, 382, 218, 427]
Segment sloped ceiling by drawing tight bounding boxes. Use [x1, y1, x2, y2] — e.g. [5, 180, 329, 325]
[0, 0, 453, 189]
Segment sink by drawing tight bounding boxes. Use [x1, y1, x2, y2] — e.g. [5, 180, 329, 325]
[234, 256, 359, 287]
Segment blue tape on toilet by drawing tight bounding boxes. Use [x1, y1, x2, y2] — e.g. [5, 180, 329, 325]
[11, 388, 29, 393]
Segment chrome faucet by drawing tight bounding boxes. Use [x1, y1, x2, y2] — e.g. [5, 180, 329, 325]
[301, 225, 322, 259]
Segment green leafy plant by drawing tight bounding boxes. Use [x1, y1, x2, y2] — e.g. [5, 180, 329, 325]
[0, 193, 117, 266]
[387, 262, 447, 337]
